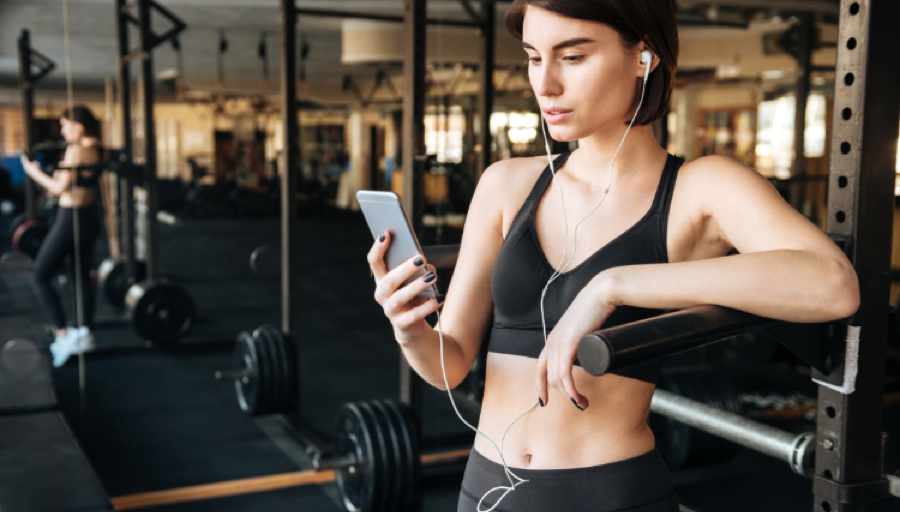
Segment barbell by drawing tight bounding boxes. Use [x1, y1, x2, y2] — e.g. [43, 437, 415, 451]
[125, 280, 195, 346]
[216, 325, 297, 415]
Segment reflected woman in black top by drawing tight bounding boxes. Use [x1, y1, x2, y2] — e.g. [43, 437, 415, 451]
[21, 105, 102, 367]
[366, 1, 859, 511]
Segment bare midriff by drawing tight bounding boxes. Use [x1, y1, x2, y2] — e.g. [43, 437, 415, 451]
[59, 184, 95, 208]
[472, 352, 657, 469]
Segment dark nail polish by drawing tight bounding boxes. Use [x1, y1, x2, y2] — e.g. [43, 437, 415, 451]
[378, 233, 385, 243]
[414, 256, 424, 266]
[437, 294, 446, 303]
[539, 398, 544, 407]
[571, 398, 584, 411]
[423, 272, 435, 283]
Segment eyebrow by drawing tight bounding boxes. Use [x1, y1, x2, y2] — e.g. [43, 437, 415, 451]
[522, 38, 596, 52]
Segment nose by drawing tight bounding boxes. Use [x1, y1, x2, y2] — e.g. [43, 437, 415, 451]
[534, 61, 562, 99]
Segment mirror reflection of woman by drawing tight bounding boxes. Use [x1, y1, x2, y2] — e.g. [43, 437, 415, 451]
[21, 105, 102, 367]
[367, 1, 859, 511]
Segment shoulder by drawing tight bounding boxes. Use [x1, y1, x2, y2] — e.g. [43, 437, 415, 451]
[64, 142, 100, 165]
[677, 155, 772, 188]
[474, 155, 552, 225]
[675, 155, 777, 208]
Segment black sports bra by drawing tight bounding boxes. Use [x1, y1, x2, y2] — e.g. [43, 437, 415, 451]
[488, 151, 685, 384]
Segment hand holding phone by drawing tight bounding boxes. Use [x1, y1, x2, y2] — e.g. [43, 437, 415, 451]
[359, 191, 443, 341]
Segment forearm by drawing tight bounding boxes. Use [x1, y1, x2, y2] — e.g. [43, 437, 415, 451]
[397, 320, 471, 391]
[24, 165, 64, 195]
[605, 250, 859, 323]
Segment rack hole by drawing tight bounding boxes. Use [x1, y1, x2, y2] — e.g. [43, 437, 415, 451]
[842, 108, 852, 120]
[841, 142, 851, 154]
[844, 73, 855, 86]
[836, 212, 846, 223]
[827, 406, 837, 418]
[850, 2, 859, 15]
[823, 469, 833, 479]
[847, 37, 857, 50]
[822, 502, 832, 512]
[838, 176, 848, 188]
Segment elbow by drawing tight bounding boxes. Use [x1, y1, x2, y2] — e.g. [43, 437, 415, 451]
[825, 260, 860, 320]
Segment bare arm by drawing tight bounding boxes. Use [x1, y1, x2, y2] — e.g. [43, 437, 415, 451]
[20, 155, 71, 196]
[603, 155, 858, 320]
[538, 156, 859, 409]
[368, 160, 513, 390]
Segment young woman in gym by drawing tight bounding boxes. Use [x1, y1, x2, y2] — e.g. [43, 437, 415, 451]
[21, 105, 103, 367]
[367, 1, 859, 510]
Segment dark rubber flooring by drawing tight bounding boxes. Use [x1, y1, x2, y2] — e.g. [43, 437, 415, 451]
[4, 211, 900, 512]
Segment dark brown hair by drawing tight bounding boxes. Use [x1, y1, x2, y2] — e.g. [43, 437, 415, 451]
[504, 0, 678, 126]
[62, 105, 101, 139]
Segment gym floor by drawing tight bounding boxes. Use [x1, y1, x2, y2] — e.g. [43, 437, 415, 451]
[3, 211, 900, 512]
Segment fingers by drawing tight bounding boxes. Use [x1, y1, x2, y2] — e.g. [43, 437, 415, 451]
[543, 338, 588, 411]
[392, 294, 445, 331]
[366, 230, 391, 281]
[385, 269, 438, 317]
[559, 353, 588, 410]
[374, 253, 428, 305]
[535, 351, 548, 407]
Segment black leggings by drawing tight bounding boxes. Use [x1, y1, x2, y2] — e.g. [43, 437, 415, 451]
[458, 448, 679, 512]
[31, 206, 99, 330]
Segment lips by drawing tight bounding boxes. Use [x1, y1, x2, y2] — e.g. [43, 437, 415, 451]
[542, 107, 573, 124]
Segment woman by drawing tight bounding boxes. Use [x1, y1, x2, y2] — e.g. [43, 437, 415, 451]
[21, 105, 102, 367]
[368, 1, 859, 511]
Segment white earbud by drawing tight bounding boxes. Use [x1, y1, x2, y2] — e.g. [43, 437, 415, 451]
[641, 50, 652, 84]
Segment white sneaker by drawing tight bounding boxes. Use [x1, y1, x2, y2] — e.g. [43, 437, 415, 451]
[50, 329, 78, 367]
[75, 327, 96, 353]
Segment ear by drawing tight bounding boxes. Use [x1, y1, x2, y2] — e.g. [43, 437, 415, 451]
[636, 45, 659, 78]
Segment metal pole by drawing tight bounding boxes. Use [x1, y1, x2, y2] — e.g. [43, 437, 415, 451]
[476, 1, 495, 177]
[400, 0, 426, 474]
[651, 390, 815, 475]
[17, 29, 37, 220]
[279, 0, 299, 339]
[137, 0, 159, 280]
[815, 1, 900, 510]
[116, 0, 137, 284]
[789, 13, 814, 212]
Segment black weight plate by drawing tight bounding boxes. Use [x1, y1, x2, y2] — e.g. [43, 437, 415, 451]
[127, 280, 195, 345]
[358, 402, 389, 512]
[264, 326, 287, 414]
[252, 327, 275, 415]
[98, 259, 147, 307]
[262, 325, 292, 413]
[383, 400, 420, 512]
[281, 331, 298, 408]
[252, 327, 279, 414]
[371, 401, 402, 512]
[14, 223, 48, 259]
[335, 403, 376, 512]
[234, 331, 259, 414]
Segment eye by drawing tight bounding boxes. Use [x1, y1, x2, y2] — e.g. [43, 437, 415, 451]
[563, 55, 584, 63]
[527, 56, 542, 65]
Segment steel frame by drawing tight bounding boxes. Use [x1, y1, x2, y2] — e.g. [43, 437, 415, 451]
[17, 29, 55, 220]
[814, 0, 900, 510]
[115, 0, 186, 281]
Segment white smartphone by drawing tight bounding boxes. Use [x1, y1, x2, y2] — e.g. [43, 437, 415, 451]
[357, 190, 437, 299]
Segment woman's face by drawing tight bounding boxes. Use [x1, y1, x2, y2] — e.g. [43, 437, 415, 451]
[60, 117, 84, 142]
[522, 6, 645, 142]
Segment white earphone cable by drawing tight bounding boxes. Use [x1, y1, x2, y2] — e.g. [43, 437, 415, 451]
[434, 54, 651, 512]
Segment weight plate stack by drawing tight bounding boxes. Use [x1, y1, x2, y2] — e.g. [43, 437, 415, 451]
[335, 403, 378, 512]
[98, 258, 148, 307]
[651, 367, 744, 471]
[253, 325, 297, 413]
[126, 280, 195, 345]
[333, 400, 420, 512]
[12, 220, 48, 259]
[234, 331, 260, 414]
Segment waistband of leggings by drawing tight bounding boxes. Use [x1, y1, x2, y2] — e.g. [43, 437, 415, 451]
[468, 446, 667, 481]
